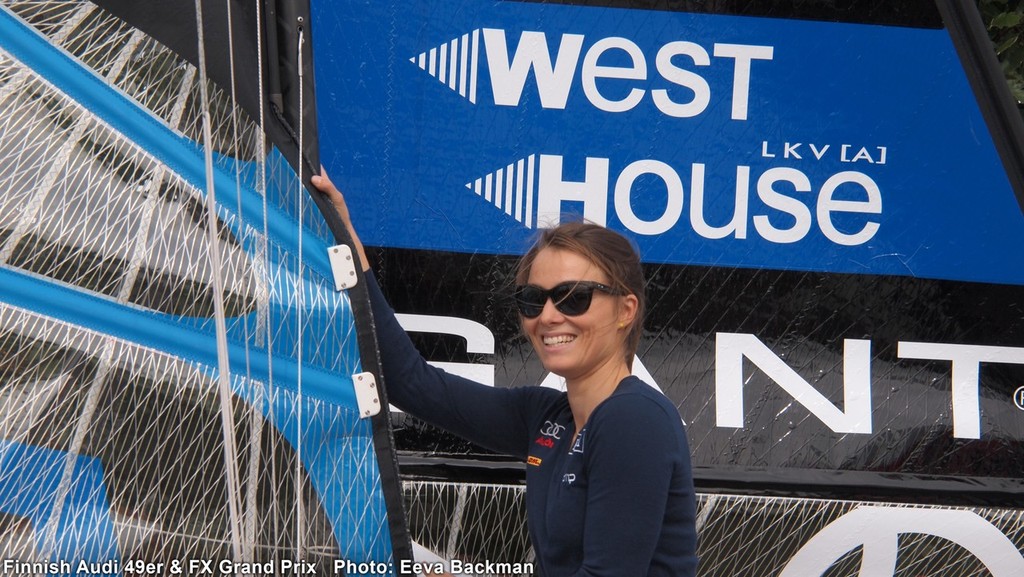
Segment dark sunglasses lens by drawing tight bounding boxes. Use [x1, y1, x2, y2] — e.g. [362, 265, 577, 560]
[515, 283, 605, 317]
[515, 286, 546, 318]
[551, 284, 594, 316]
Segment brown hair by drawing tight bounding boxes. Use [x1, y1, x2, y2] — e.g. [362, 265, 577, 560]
[515, 221, 646, 367]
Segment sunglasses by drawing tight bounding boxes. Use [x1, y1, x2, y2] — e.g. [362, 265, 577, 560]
[514, 281, 624, 318]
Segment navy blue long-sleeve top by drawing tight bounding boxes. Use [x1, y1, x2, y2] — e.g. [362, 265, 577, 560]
[366, 275, 698, 576]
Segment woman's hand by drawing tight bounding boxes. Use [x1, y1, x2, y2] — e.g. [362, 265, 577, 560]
[311, 170, 370, 272]
[312, 170, 351, 223]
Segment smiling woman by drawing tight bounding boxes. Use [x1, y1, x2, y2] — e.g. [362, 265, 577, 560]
[313, 172, 698, 577]
[514, 229, 639, 405]
[515, 221, 646, 369]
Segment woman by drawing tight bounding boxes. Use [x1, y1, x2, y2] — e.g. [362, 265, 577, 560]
[313, 172, 698, 577]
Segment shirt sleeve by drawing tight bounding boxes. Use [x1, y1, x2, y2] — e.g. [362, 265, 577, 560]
[366, 272, 555, 459]
[572, 393, 686, 577]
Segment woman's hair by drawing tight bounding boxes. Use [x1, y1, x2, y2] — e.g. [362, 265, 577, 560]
[515, 221, 646, 367]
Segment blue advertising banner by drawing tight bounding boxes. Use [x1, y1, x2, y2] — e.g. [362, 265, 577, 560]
[315, 0, 1024, 286]
[309, 3, 1024, 570]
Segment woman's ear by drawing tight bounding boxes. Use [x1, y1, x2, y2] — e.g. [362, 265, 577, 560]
[618, 293, 639, 329]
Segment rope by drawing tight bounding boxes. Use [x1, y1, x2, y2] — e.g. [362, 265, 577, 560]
[193, 0, 245, 562]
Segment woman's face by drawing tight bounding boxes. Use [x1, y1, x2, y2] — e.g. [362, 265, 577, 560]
[521, 247, 636, 383]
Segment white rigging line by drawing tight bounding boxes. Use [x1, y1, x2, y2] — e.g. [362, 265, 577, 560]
[221, 0, 263, 563]
[193, 0, 245, 562]
[253, 0, 283, 549]
[295, 18, 307, 561]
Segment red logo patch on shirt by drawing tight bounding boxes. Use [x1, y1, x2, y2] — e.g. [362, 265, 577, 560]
[534, 436, 554, 448]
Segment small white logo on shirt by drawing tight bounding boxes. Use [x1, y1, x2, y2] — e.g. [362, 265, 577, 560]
[541, 420, 565, 439]
[571, 430, 585, 454]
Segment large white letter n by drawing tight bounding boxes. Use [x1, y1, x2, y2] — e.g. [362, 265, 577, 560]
[715, 333, 872, 434]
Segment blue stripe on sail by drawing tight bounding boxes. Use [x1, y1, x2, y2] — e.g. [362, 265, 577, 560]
[0, 5, 333, 282]
[0, 265, 357, 408]
[0, 441, 120, 576]
[0, 438, 391, 571]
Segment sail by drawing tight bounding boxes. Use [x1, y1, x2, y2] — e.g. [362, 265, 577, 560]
[0, 0, 410, 573]
[314, 0, 1024, 575]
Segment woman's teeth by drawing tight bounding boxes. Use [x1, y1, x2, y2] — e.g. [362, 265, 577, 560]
[544, 335, 575, 345]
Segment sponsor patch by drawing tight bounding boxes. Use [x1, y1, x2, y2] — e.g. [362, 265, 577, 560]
[527, 456, 542, 466]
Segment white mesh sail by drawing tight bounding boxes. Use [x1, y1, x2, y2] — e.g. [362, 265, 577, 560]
[0, 0, 402, 573]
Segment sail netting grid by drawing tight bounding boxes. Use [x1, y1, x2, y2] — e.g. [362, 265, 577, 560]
[403, 480, 1024, 577]
[0, 0, 396, 572]
[0, 304, 381, 568]
[403, 481, 533, 576]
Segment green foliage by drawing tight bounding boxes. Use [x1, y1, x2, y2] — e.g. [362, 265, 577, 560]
[978, 0, 1024, 105]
